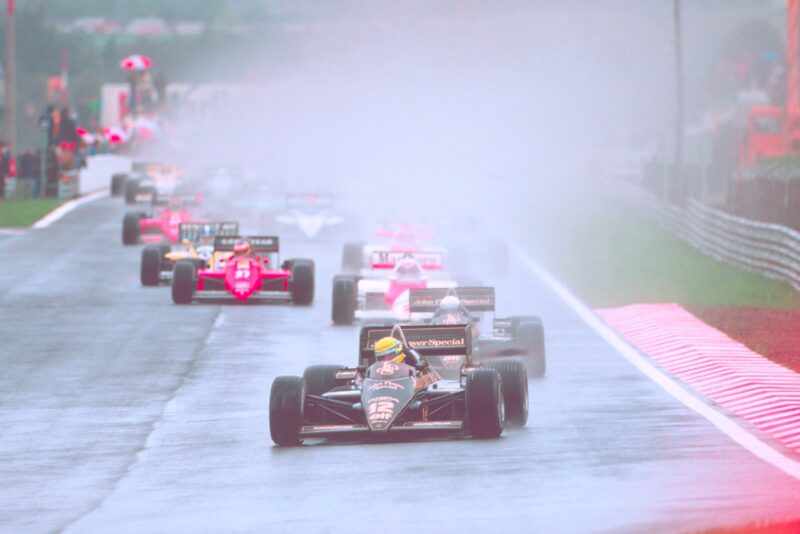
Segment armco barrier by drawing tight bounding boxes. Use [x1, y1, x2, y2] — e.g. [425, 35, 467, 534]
[631, 188, 800, 291]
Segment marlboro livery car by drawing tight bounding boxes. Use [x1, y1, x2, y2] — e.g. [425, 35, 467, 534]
[408, 287, 546, 377]
[140, 222, 239, 286]
[171, 235, 314, 305]
[274, 193, 344, 239]
[121, 162, 186, 205]
[341, 223, 437, 273]
[269, 324, 528, 446]
[122, 194, 203, 245]
[331, 251, 456, 325]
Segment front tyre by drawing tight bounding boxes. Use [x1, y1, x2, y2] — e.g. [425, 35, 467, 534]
[485, 358, 528, 427]
[516, 318, 546, 378]
[303, 364, 346, 396]
[331, 275, 357, 325]
[269, 376, 306, 446]
[289, 259, 315, 305]
[171, 260, 196, 304]
[140, 246, 163, 286]
[124, 179, 140, 204]
[110, 173, 128, 196]
[465, 368, 504, 439]
[122, 212, 143, 245]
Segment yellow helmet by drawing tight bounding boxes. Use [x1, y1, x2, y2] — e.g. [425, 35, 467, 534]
[374, 336, 405, 363]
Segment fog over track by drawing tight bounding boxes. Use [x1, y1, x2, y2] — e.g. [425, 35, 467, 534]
[3, 2, 797, 532]
[1, 199, 799, 533]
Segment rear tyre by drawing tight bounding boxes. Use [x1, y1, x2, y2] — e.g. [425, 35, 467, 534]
[124, 179, 140, 204]
[122, 212, 143, 245]
[465, 368, 504, 439]
[110, 173, 128, 196]
[515, 318, 546, 378]
[484, 358, 528, 427]
[158, 243, 171, 256]
[331, 275, 357, 325]
[269, 376, 306, 446]
[341, 242, 364, 272]
[140, 246, 163, 286]
[171, 260, 196, 304]
[303, 364, 346, 395]
[289, 259, 315, 305]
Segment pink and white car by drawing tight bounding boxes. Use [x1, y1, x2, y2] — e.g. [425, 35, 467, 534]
[331, 250, 457, 325]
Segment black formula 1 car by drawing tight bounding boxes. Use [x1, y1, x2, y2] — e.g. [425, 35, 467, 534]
[269, 324, 528, 446]
[407, 287, 546, 377]
[140, 222, 239, 286]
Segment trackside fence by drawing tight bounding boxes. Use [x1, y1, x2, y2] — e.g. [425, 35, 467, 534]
[628, 187, 800, 292]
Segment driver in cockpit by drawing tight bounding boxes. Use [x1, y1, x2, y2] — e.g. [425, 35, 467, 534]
[392, 256, 424, 281]
[374, 336, 425, 368]
[431, 295, 471, 325]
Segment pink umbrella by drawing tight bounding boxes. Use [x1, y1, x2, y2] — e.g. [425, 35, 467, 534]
[120, 54, 153, 71]
[75, 127, 96, 144]
[102, 126, 130, 145]
[132, 116, 160, 139]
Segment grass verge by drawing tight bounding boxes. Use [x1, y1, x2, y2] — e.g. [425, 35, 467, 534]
[0, 198, 65, 227]
[528, 190, 800, 309]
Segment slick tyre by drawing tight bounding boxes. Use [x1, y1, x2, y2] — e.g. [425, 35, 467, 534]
[172, 260, 196, 304]
[122, 212, 143, 245]
[303, 364, 346, 395]
[465, 368, 504, 439]
[110, 173, 127, 196]
[269, 376, 306, 446]
[289, 259, 315, 305]
[331, 275, 357, 325]
[485, 358, 528, 427]
[140, 246, 162, 286]
[515, 317, 546, 378]
[124, 179, 140, 204]
[341, 241, 364, 272]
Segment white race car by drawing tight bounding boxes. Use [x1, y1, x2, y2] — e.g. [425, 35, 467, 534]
[331, 252, 457, 325]
[274, 193, 344, 238]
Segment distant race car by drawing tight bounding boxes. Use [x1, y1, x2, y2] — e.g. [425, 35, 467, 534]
[341, 223, 436, 273]
[269, 323, 528, 446]
[407, 287, 546, 377]
[274, 193, 344, 239]
[331, 251, 457, 325]
[171, 235, 314, 305]
[122, 194, 203, 245]
[113, 162, 186, 204]
[140, 221, 239, 286]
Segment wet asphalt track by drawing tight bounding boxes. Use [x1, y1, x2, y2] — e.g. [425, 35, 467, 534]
[2, 196, 800, 533]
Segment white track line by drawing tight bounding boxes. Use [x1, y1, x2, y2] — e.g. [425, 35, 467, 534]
[510, 242, 800, 481]
[32, 189, 108, 229]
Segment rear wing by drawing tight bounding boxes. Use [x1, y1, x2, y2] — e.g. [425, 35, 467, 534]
[408, 287, 495, 314]
[359, 324, 472, 367]
[179, 222, 239, 242]
[133, 162, 184, 178]
[152, 193, 201, 207]
[213, 235, 280, 254]
[369, 249, 443, 270]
